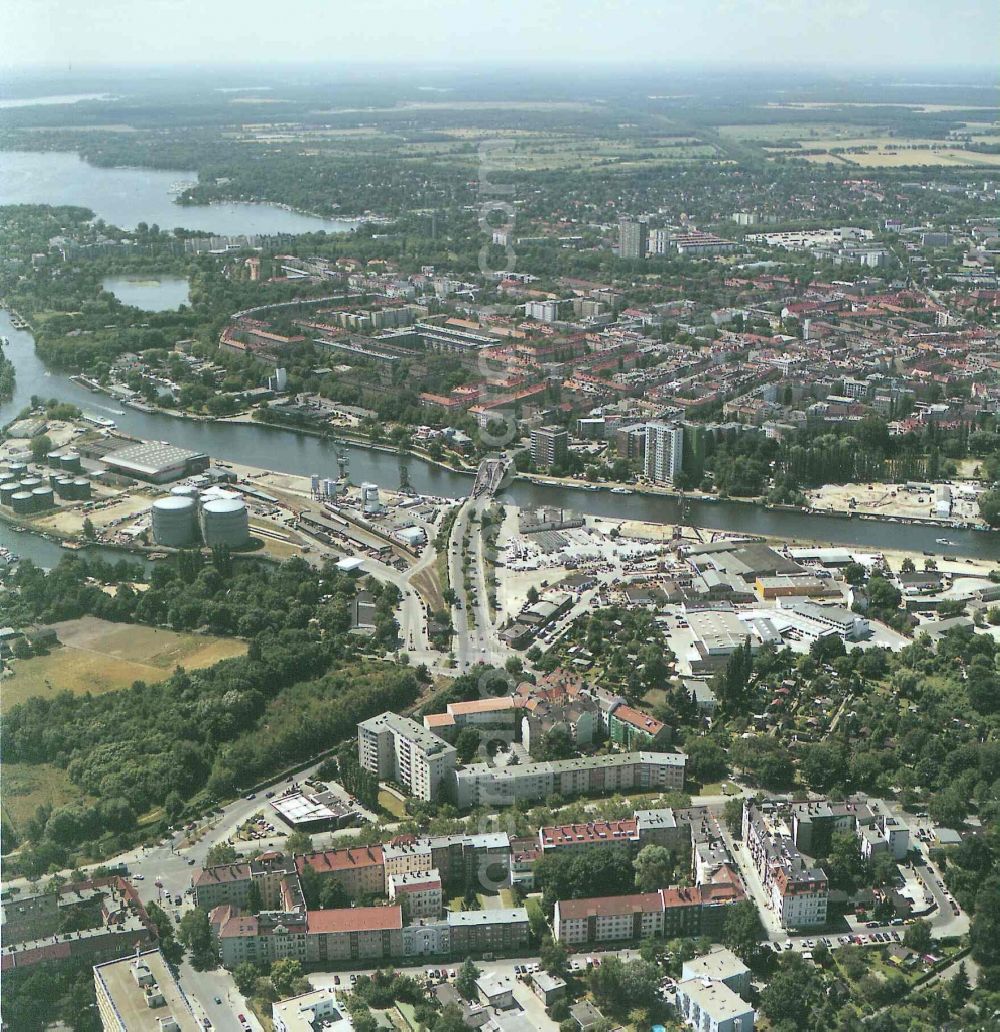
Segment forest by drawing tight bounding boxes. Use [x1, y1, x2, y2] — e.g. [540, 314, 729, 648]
[0, 552, 417, 876]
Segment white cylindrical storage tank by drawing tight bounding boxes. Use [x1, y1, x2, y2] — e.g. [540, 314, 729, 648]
[310, 474, 320, 494]
[322, 477, 337, 498]
[361, 482, 381, 514]
[151, 496, 198, 547]
[54, 477, 75, 498]
[170, 485, 199, 499]
[18, 477, 42, 493]
[60, 453, 82, 473]
[47, 450, 64, 467]
[0, 483, 18, 506]
[200, 497, 249, 548]
[8, 462, 27, 478]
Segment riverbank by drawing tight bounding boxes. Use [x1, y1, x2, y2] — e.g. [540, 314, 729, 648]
[2, 309, 996, 559]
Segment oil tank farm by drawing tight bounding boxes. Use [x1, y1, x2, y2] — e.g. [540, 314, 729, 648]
[151, 496, 198, 547]
[200, 497, 249, 547]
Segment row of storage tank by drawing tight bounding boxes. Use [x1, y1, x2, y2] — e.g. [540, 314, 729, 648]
[151, 486, 250, 548]
[0, 464, 91, 513]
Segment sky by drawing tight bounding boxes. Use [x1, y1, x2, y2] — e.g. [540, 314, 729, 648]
[2, 0, 999, 74]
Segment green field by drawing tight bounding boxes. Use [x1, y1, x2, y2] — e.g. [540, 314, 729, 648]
[1, 616, 247, 712]
[2, 762, 91, 835]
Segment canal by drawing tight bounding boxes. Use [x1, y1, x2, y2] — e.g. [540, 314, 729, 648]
[1, 309, 997, 560]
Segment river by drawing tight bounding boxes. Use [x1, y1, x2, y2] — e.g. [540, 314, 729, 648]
[0, 151, 359, 236]
[2, 310, 996, 560]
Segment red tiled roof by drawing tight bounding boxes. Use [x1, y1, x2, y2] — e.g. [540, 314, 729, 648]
[612, 705, 665, 737]
[296, 847, 384, 876]
[540, 820, 638, 848]
[307, 905, 402, 934]
[557, 892, 662, 921]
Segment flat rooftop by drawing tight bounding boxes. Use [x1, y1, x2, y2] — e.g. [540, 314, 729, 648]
[94, 950, 200, 1031]
[104, 441, 207, 477]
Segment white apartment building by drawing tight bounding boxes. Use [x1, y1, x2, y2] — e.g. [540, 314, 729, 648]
[273, 988, 354, 1032]
[644, 422, 684, 484]
[358, 711, 457, 802]
[454, 751, 686, 809]
[676, 978, 755, 1032]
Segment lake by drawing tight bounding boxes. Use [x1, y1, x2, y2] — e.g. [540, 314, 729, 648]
[0, 150, 360, 236]
[0, 93, 115, 109]
[101, 275, 190, 311]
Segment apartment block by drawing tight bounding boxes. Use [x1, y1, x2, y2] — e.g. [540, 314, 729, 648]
[530, 425, 569, 468]
[358, 711, 457, 802]
[644, 422, 684, 484]
[742, 803, 828, 928]
[676, 977, 755, 1032]
[94, 950, 200, 1032]
[295, 846, 386, 899]
[454, 751, 686, 809]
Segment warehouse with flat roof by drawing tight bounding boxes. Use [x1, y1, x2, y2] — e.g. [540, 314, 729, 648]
[103, 441, 209, 483]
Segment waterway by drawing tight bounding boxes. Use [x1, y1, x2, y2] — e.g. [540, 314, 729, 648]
[101, 275, 190, 311]
[0, 151, 359, 236]
[2, 310, 996, 560]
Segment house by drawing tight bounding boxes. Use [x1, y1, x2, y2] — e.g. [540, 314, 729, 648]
[476, 972, 516, 1010]
[569, 1001, 607, 1032]
[531, 970, 567, 1007]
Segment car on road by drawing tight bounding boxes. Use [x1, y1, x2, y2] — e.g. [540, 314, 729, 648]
[187, 858, 196, 865]
[214, 997, 222, 1005]
[265, 791, 275, 798]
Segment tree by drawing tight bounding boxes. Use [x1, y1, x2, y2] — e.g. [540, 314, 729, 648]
[971, 878, 1000, 966]
[539, 934, 569, 975]
[29, 434, 52, 463]
[721, 900, 764, 963]
[456, 957, 480, 1000]
[82, 517, 96, 540]
[844, 562, 868, 585]
[825, 833, 867, 893]
[759, 955, 822, 1023]
[799, 743, 847, 793]
[178, 908, 215, 968]
[206, 842, 238, 866]
[685, 737, 728, 783]
[948, 961, 970, 1008]
[723, 797, 745, 837]
[634, 844, 676, 892]
[245, 880, 263, 914]
[270, 958, 308, 999]
[979, 487, 1000, 528]
[903, 919, 932, 953]
[232, 961, 260, 996]
[285, 830, 313, 854]
[455, 726, 483, 764]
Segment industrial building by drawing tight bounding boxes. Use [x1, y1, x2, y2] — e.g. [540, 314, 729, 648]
[102, 441, 209, 484]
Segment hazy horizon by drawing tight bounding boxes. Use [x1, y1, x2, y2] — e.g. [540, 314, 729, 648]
[2, 0, 999, 76]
